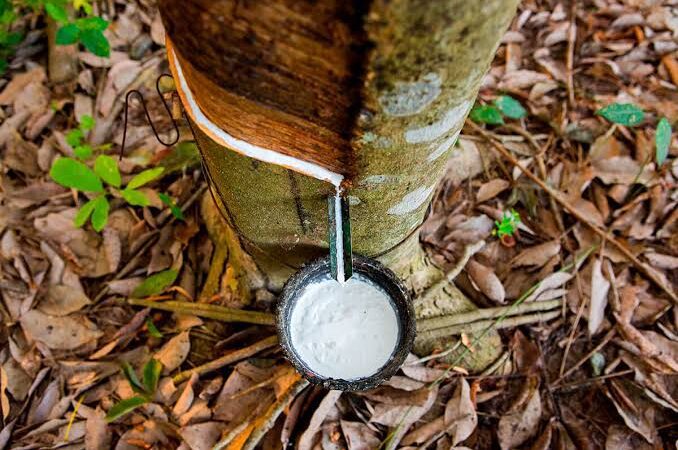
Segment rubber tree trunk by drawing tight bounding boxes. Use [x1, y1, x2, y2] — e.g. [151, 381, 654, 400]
[159, 0, 519, 371]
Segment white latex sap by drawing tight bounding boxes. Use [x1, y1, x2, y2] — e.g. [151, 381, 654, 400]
[289, 275, 399, 380]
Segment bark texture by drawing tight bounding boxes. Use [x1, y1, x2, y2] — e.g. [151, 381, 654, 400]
[162, 0, 519, 371]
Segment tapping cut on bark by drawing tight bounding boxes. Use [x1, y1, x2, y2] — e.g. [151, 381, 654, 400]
[158, 0, 520, 371]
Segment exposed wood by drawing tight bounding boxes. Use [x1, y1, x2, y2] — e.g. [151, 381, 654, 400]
[159, 0, 368, 176]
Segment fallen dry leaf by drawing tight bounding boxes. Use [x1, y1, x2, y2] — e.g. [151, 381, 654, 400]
[588, 258, 610, 335]
[476, 178, 510, 203]
[444, 378, 477, 445]
[298, 390, 342, 450]
[155, 331, 191, 374]
[179, 421, 222, 450]
[467, 258, 505, 303]
[497, 385, 542, 450]
[340, 420, 381, 450]
[20, 310, 102, 350]
[513, 240, 561, 268]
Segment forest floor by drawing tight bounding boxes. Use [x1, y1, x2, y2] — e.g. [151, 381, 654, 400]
[1, 0, 677, 449]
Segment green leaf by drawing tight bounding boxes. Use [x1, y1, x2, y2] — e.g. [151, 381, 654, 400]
[142, 359, 162, 394]
[55, 23, 79, 45]
[50, 157, 103, 192]
[470, 105, 504, 125]
[91, 195, 109, 231]
[127, 167, 164, 190]
[105, 395, 148, 422]
[94, 155, 121, 187]
[494, 95, 527, 119]
[73, 145, 93, 160]
[121, 362, 146, 394]
[145, 319, 163, 338]
[80, 29, 109, 57]
[655, 117, 671, 167]
[75, 16, 108, 31]
[66, 129, 83, 147]
[0, 59, 6, 76]
[596, 103, 645, 126]
[122, 188, 149, 206]
[44, 2, 68, 22]
[159, 193, 184, 221]
[73, 197, 98, 228]
[4, 31, 22, 46]
[132, 269, 179, 298]
[73, 0, 92, 14]
[79, 114, 95, 131]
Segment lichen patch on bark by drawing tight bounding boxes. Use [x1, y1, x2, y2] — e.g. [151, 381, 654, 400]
[378, 72, 442, 117]
[404, 100, 472, 144]
[387, 184, 436, 216]
[427, 131, 460, 162]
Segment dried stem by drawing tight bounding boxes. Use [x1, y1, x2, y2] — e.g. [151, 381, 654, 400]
[418, 299, 561, 332]
[127, 298, 275, 326]
[241, 378, 310, 450]
[417, 310, 561, 341]
[469, 121, 678, 305]
[173, 335, 278, 383]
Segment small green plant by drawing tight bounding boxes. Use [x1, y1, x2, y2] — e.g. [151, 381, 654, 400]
[655, 117, 671, 167]
[55, 14, 109, 57]
[40, 0, 110, 57]
[159, 192, 184, 221]
[470, 95, 527, 125]
[596, 103, 644, 127]
[106, 359, 162, 422]
[0, 0, 109, 73]
[492, 208, 521, 239]
[49, 115, 171, 231]
[65, 114, 98, 159]
[0, 0, 22, 74]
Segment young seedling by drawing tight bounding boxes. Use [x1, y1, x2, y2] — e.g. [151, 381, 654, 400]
[492, 208, 521, 246]
[50, 116, 167, 231]
[0, 0, 110, 73]
[44, 0, 111, 57]
[105, 359, 163, 422]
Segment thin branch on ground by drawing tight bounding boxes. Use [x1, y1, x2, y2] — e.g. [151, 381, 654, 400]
[173, 335, 278, 383]
[127, 298, 275, 325]
[240, 378, 309, 450]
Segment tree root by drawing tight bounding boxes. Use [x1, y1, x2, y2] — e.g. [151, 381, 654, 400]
[418, 299, 562, 332]
[417, 310, 560, 341]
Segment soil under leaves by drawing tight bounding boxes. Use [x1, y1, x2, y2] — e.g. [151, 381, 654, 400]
[1, 0, 677, 449]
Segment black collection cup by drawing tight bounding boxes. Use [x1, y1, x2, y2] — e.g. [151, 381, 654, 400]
[276, 255, 416, 391]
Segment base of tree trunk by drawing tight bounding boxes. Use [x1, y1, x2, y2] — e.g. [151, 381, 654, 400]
[199, 193, 502, 372]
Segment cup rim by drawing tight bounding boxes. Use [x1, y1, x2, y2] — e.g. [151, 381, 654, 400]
[276, 255, 415, 391]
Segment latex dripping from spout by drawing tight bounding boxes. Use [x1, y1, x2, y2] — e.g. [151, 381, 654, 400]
[328, 186, 352, 283]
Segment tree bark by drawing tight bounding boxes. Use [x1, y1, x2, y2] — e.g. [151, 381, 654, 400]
[159, 0, 519, 371]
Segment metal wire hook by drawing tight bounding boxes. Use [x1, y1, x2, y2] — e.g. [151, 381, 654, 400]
[120, 73, 181, 160]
